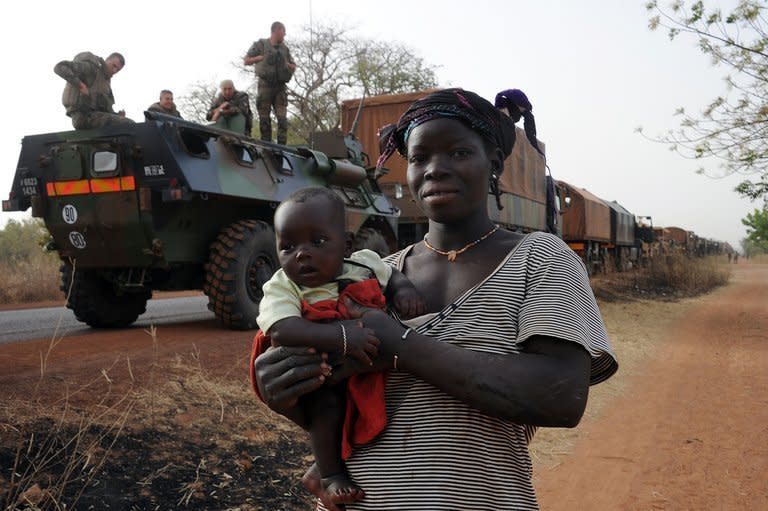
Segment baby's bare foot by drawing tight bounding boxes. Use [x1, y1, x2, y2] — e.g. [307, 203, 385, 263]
[322, 473, 365, 505]
[301, 463, 322, 497]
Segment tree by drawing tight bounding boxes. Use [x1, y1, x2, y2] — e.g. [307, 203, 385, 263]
[645, 1, 768, 200]
[0, 218, 52, 264]
[178, 80, 220, 124]
[238, 21, 439, 144]
[741, 204, 768, 250]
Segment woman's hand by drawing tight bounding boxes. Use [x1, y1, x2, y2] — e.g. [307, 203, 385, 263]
[326, 348, 393, 385]
[342, 298, 406, 352]
[253, 346, 330, 412]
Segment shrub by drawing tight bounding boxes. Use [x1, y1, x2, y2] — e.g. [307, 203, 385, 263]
[642, 253, 730, 296]
[0, 218, 61, 304]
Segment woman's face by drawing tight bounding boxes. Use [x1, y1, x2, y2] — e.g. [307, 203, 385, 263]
[406, 118, 499, 223]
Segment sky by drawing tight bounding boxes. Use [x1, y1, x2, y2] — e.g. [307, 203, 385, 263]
[0, 0, 758, 250]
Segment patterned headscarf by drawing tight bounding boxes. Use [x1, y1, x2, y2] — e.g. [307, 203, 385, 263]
[376, 88, 517, 170]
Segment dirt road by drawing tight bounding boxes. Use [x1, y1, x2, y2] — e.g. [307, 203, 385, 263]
[535, 263, 768, 510]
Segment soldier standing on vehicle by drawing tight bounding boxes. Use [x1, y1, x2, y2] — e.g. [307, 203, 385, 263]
[243, 21, 296, 144]
[206, 80, 253, 135]
[148, 89, 182, 118]
[54, 51, 134, 130]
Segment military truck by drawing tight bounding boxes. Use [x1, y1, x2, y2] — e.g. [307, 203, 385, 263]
[339, 91, 559, 247]
[2, 111, 399, 329]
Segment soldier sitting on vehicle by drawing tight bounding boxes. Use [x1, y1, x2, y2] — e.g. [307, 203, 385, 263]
[54, 51, 135, 130]
[147, 89, 182, 118]
[206, 80, 253, 136]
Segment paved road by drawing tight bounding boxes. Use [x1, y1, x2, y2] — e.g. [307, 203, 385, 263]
[0, 296, 214, 344]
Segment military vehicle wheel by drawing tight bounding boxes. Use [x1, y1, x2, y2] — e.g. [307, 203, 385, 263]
[60, 264, 151, 328]
[351, 227, 390, 257]
[204, 220, 278, 330]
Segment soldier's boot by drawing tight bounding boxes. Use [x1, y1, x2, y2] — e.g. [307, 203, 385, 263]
[277, 117, 288, 145]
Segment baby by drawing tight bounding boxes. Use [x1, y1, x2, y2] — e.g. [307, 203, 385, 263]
[250, 186, 424, 507]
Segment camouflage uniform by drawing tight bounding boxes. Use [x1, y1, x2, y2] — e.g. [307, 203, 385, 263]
[206, 91, 253, 136]
[147, 102, 182, 118]
[246, 38, 295, 144]
[54, 52, 134, 130]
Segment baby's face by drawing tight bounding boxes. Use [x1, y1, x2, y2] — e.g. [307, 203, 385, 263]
[274, 199, 346, 288]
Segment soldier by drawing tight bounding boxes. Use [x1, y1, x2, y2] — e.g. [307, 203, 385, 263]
[244, 21, 296, 144]
[206, 80, 253, 135]
[54, 52, 134, 130]
[148, 89, 182, 118]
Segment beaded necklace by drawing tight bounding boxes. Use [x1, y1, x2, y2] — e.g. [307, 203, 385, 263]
[423, 225, 500, 262]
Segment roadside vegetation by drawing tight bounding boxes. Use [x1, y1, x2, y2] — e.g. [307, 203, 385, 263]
[591, 253, 732, 302]
[0, 219, 60, 304]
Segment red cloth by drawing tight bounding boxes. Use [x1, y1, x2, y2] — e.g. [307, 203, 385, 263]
[249, 278, 388, 460]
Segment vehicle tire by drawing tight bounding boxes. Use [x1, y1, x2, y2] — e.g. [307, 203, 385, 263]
[60, 263, 151, 328]
[203, 220, 278, 330]
[351, 227, 390, 257]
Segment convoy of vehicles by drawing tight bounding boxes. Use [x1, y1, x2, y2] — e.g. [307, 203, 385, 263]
[3, 91, 730, 329]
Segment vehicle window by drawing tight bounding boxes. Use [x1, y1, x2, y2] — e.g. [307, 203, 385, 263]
[281, 156, 293, 172]
[93, 151, 118, 173]
[231, 144, 255, 166]
[179, 129, 211, 159]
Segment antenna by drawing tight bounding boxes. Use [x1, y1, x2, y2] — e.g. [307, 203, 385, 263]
[309, 0, 314, 148]
[349, 91, 366, 137]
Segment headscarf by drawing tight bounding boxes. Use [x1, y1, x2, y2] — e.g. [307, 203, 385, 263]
[376, 88, 517, 170]
[494, 88, 543, 156]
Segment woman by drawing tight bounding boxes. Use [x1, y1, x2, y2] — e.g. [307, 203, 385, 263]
[253, 88, 618, 510]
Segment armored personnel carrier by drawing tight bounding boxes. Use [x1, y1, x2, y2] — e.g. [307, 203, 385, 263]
[2, 112, 399, 329]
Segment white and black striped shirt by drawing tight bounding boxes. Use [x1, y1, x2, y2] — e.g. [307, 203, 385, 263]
[325, 232, 618, 510]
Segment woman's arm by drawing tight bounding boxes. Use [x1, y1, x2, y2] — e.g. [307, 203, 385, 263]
[342, 308, 592, 427]
[252, 346, 331, 429]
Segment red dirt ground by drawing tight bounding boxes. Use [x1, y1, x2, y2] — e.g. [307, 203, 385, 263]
[535, 263, 768, 510]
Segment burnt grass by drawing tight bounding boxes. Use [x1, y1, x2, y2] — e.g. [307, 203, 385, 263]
[1, 417, 314, 510]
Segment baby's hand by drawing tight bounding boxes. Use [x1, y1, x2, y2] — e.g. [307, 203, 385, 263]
[341, 321, 380, 366]
[393, 287, 426, 320]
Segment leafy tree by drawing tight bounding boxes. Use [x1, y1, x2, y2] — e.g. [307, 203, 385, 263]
[645, 0, 768, 200]
[741, 236, 767, 255]
[741, 205, 768, 250]
[0, 218, 52, 264]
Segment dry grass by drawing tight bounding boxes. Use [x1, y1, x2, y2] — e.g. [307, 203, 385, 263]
[0, 253, 60, 304]
[0, 327, 310, 510]
[589, 254, 731, 302]
[642, 253, 731, 295]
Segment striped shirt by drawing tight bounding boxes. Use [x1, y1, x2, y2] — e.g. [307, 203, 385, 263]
[322, 232, 618, 510]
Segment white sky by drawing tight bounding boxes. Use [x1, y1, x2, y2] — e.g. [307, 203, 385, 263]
[0, 0, 758, 249]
